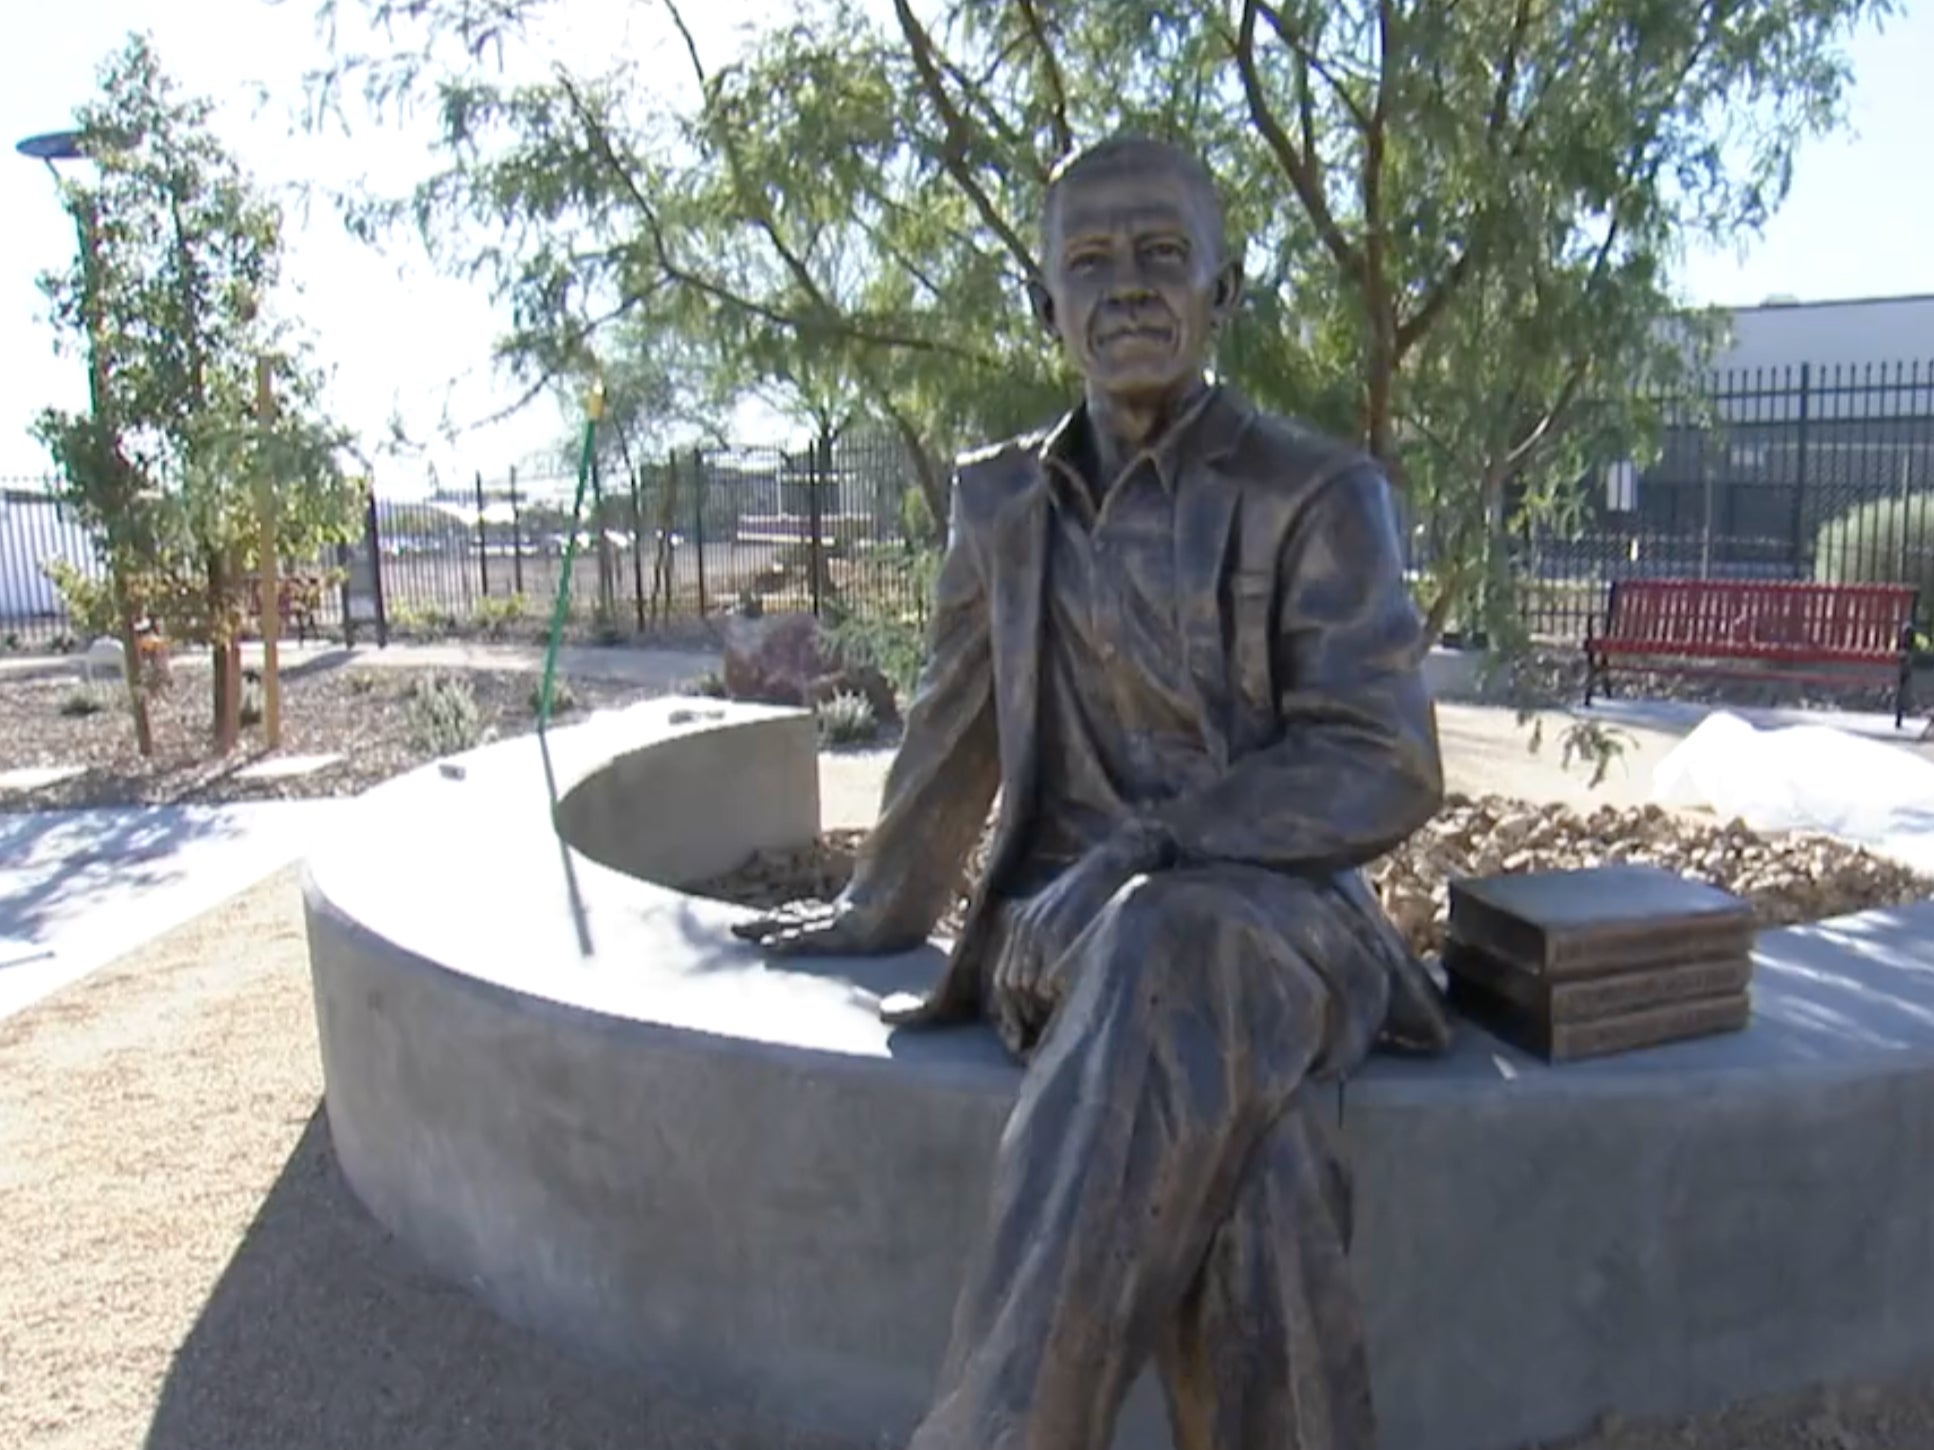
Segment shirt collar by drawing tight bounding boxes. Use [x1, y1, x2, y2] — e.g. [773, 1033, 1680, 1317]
[1039, 381, 1248, 499]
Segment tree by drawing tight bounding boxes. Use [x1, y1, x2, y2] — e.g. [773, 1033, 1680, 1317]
[306, 0, 1891, 639]
[35, 34, 362, 749]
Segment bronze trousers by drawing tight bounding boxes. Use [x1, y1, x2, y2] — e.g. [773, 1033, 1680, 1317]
[910, 866, 1393, 1450]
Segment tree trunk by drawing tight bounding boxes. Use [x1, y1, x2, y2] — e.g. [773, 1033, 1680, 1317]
[111, 571, 154, 758]
[207, 552, 231, 748]
[1422, 583, 1459, 649]
[886, 411, 947, 541]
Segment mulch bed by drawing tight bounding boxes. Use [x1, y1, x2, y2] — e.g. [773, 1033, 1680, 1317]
[0, 659, 664, 811]
[694, 794, 1933, 961]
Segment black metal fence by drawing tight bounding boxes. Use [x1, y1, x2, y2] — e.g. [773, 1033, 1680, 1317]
[0, 429, 934, 650]
[361, 428, 932, 642]
[6, 362, 1934, 651]
[1508, 360, 1934, 641]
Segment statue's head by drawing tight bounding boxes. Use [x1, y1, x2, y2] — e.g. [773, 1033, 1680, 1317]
[1029, 135, 1243, 407]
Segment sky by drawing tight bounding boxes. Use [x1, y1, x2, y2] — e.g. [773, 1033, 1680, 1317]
[2, 0, 1929, 497]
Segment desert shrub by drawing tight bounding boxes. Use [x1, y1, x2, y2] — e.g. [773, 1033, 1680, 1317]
[40, 559, 119, 641]
[405, 672, 483, 755]
[1813, 492, 1934, 604]
[387, 601, 462, 639]
[476, 592, 529, 640]
[530, 678, 578, 716]
[815, 689, 879, 747]
[59, 685, 107, 718]
[819, 546, 938, 708]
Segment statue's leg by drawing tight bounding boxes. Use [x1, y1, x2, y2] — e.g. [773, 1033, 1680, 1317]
[1157, 1095, 1376, 1450]
[909, 867, 1388, 1450]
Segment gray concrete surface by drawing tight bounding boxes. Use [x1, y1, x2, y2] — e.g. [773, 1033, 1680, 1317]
[0, 799, 346, 1024]
[303, 700, 1934, 1450]
[0, 638, 719, 690]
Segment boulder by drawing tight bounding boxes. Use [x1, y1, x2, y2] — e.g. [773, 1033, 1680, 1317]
[720, 611, 900, 727]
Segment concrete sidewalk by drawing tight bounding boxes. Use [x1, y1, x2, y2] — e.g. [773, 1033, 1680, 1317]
[0, 800, 348, 1025]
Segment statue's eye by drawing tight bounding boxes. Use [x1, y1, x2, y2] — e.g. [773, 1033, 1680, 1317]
[1068, 248, 1107, 272]
[1144, 239, 1188, 263]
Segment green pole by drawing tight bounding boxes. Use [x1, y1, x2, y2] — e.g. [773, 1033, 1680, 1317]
[537, 382, 602, 735]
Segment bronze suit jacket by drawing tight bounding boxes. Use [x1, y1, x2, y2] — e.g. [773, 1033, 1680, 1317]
[845, 388, 1454, 1056]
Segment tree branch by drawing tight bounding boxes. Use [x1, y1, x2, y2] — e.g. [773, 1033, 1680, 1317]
[1502, 217, 1623, 470]
[1257, 0, 1372, 133]
[552, 72, 998, 368]
[1231, 0, 1361, 279]
[659, 0, 708, 90]
[656, 0, 840, 313]
[937, 51, 1048, 180]
[1393, 0, 1534, 363]
[1014, 0, 1074, 159]
[893, 0, 1042, 286]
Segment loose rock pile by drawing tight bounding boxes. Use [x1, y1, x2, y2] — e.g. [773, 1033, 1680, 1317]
[697, 794, 1931, 960]
[1368, 793, 1930, 959]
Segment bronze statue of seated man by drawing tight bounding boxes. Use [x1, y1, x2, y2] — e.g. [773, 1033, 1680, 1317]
[735, 134, 1450, 1450]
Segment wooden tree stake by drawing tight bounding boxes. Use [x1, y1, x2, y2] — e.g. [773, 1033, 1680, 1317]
[256, 355, 281, 748]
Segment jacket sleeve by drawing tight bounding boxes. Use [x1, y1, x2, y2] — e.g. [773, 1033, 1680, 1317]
[1152, 460, 1443, 871]
[840, 471, 1002, 944]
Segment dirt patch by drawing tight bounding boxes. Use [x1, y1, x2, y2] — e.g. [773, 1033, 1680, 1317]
[695, 793, 1932, 958]
[0, 660, 666, 810]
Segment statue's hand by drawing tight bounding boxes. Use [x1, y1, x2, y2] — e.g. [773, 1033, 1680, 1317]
[730, 895, 905, 958]
[992, 822, 1175, 1053]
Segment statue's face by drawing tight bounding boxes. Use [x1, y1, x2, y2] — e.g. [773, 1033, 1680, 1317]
[1033, 159, 1238, 405]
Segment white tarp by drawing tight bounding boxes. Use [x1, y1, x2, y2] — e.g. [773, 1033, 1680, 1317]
[1653, 711, 1934, 875]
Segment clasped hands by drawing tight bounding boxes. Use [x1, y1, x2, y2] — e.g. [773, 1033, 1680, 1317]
[731, 819, 1176, 1055]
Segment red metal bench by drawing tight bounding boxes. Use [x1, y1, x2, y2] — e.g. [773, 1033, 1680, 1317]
[1583, 579, 1920, 727]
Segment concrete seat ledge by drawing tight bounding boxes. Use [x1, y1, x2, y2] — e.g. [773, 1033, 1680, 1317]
[302, 698, 1934, 1450]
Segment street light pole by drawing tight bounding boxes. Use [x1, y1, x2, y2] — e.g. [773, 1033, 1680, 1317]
[16, 127, 155, 756]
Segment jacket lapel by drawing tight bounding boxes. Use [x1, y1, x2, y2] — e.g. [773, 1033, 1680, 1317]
[1173, 459, 1245, 768]
[927, 475, 1047, 1012]
[985, 480, 1049, 874]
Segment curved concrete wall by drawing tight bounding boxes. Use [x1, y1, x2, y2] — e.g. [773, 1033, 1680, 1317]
[551, 705, 819, 887]
[303, 698, 1934, 1450]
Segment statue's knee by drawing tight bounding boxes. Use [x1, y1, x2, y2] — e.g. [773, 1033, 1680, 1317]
[1104, 871, 1211, 938]
[1098, 872, 1243, 985]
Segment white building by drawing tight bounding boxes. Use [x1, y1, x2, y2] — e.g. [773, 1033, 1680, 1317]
[1713, 293, 1934, 375]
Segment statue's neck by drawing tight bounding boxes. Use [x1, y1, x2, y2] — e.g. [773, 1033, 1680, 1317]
[1083, 377, 1209, 485]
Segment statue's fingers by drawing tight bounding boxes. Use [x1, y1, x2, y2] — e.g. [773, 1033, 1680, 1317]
[759, 926, 813, 957]
[991, 984, 1031, 1059]
[763, 918, 852, 958]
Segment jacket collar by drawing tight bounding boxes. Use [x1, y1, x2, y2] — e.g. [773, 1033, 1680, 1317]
[1037, 380, 1253, 500]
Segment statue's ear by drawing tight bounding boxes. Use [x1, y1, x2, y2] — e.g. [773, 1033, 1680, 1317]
[1212, 259, 1244, 323]
[1026, 276, 1057, 337]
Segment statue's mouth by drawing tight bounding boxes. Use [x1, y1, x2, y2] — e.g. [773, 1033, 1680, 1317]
[1094, 323, 1173, 348]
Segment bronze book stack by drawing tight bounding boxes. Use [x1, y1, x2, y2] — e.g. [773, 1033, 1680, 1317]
[1442, 863, 1757, 1062]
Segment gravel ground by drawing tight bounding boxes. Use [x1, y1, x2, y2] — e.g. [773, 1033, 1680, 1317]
[0, 871, 859, 1450]
[0, 660, 666, 811]
[1461, 644, 1924, 722]
[696, 792, 1933, 962]
[5, 872, 1934, 1448]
